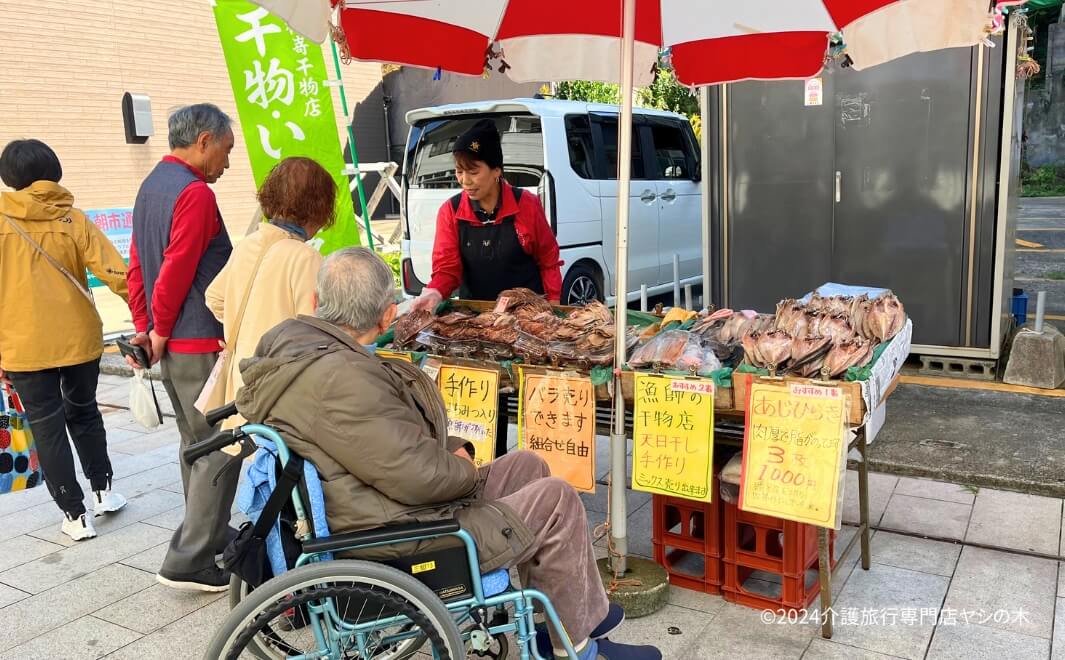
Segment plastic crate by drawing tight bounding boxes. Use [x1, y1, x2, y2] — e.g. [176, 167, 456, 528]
[652, 490, 723, 594]
[721, 500, 836, 611]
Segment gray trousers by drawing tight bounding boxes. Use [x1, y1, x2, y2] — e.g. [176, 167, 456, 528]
[159, 352, 239, 575]
[481, 451, 610, 647]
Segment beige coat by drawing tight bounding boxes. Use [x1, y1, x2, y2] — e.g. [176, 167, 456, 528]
[205, 222, 321, 428]
[0, 182, 128, 372]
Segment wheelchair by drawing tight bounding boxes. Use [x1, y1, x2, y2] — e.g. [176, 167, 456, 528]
[185, 402, 581, 660]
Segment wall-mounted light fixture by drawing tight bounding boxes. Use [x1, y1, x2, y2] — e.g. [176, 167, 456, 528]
[122, 92, 153, 144]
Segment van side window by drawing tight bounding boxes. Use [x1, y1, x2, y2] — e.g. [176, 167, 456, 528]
[565, 115, 595, 179]
[649, 122, 691, 179]
[409, 115, 544, 189]
[598, 117, 645, 180]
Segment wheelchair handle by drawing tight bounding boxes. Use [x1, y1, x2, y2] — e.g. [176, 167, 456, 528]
[205, 401, 239, 427]
[183, 429, 241, 465]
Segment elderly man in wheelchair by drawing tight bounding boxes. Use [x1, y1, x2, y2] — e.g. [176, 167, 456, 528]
[189, 247, 661, 660]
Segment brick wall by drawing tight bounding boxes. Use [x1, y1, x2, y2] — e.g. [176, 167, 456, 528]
[0, 0, 383, 238]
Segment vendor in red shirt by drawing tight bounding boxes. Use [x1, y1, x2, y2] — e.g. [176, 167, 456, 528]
[410, 119, 562, 312]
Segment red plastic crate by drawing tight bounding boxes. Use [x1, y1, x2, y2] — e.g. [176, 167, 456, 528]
[652, 492, 723, 594]
[722, 501, 835, 576]
[720, 500, 838, 611]
[722, 559, 823, 612]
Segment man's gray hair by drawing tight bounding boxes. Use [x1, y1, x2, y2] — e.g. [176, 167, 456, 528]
[315, 247, 397, 333]
[168, 103, 232, 150]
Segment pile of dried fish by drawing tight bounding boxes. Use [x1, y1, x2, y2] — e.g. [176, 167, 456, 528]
[389, 290, 616, 366]
[741, 292, 906, 378]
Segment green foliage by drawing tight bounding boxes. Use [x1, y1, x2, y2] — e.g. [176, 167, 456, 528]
[1022, 164, 1065, 197]
[553, 80, 621, 105]
[553, 69, 700, 123]
[636, 69, 699, 117]
[379, 250, 402, 291]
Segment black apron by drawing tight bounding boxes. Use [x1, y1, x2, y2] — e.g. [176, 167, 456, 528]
[452, 188, 543, 301]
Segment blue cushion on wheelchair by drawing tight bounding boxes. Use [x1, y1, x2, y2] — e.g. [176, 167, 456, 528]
[481, 569, 511, 597]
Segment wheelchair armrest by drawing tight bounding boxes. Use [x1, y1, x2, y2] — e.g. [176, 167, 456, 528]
[302, 519, 461, 555]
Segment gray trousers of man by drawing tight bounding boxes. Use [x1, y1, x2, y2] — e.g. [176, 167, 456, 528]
[159, 352, 240, 575]
[479, 451, 610, 647]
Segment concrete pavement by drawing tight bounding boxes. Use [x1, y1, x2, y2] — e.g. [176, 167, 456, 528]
[0, 372, 1061, 658]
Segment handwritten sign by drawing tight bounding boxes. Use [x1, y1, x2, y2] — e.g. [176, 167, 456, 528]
[739, 382, 847, 527]
[438, 365, 499, 466]
[631, 374, 715, 501]
[518, 370, 596, 493]
[376, 349, 413, 363]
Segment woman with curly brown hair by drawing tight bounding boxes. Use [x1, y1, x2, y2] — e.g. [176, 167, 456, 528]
[204, 156, 336, 428]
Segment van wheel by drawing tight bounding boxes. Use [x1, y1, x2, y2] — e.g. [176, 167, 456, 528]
[562, 264, 603, 306]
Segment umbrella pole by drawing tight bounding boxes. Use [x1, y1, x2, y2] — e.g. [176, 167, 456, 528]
[609, 0, 637, 577]
[699, 85, 711, 308]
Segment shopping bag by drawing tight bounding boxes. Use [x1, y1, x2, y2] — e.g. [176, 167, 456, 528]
[194, 349, 229, 415]
[0, 383, 42, 494]
[130, 370, 162, 430]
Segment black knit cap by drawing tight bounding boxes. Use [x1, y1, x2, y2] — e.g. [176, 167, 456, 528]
[453, 118, 503, 169]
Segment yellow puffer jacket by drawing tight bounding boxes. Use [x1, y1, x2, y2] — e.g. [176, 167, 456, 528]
[0, 181, 128, 372]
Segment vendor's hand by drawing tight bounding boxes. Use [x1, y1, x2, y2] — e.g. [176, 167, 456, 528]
[0, 365, 9, 387]
[125, 333, 152, 369]
[148, 330, 168, 366]
[410, 288, 443, 313]
[453, 446, 474, 465]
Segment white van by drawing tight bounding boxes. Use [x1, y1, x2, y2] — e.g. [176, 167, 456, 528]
[399, 98, 703, 305]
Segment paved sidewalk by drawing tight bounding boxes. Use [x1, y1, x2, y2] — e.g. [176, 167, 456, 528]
[0, 373, 1061, 659]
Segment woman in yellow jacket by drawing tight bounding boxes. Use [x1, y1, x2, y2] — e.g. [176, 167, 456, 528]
[204, 157, 336, 429]
[0, 139, 130, 541]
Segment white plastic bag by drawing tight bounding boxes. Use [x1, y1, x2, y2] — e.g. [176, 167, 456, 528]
[130, 369, 161, 430]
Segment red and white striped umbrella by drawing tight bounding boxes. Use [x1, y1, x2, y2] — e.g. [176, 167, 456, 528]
[331, 0, 999, 86]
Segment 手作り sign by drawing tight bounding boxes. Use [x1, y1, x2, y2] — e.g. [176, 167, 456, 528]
[438, 365, 500, 467]
[631, 374, 715, 502]
[518, 370, 596, 493]
[740, 382, 847, 527]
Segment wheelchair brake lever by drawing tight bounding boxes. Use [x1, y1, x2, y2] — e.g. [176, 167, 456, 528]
[210, 435, 256, 487]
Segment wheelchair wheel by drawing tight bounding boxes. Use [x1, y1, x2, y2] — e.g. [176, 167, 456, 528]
[207, 560, 464, 660]
[228, 575, 428, 660]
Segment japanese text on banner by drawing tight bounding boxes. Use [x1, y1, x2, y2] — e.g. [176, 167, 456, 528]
[84, 208, 133, 287]
[740, 382, 847, 527]
[518, 370, 595, 493]
[212, 0, 359, 254]
[438, 366, 499, 467]
[631, 374, 715, 502]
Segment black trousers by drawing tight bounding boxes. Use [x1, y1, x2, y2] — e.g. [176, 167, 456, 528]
[495, 392, 511, 459]
[6, 358, 112, 517]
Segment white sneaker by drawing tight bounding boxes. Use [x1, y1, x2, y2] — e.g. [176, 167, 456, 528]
[61, 513, 97, 541]
[93, 489, 128, 517]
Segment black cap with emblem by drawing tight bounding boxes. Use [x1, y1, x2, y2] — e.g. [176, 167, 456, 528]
[452, 118, 503, 169]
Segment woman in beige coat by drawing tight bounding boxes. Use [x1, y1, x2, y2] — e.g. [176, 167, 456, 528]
[205, 157, 336, 428]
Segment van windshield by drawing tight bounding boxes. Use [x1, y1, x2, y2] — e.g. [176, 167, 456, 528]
[408, 114, 544, 189]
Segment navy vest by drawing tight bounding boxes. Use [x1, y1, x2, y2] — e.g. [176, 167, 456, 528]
[132, 160, 232, 340]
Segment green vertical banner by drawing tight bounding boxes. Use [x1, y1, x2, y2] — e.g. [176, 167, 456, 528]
[213, 0, 360, 254]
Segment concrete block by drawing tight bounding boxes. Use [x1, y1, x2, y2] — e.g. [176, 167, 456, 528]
[926, 621, 1050, 660]
[684, 601, 814, 659]
[879, 494, 972, 541]
[966, 489, 1062, 556]
[943, 546, 1058, 639]
[0, 615, 141, 660]
[829, 563, 950, 659]
[1003, 323, 1065, 389]
[94, 584, 224, 634]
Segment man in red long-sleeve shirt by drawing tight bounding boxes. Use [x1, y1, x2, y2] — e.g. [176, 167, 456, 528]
[127, 103, 236, 592]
